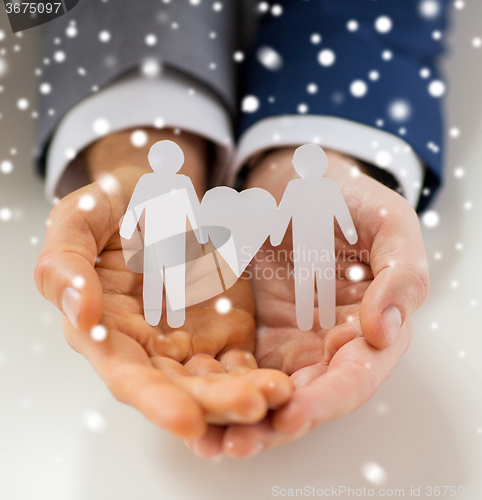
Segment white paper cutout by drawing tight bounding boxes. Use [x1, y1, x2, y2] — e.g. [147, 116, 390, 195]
[120, 141, 207, 328]
[270, 144, 358, 330]
[120, 141, 357, 330]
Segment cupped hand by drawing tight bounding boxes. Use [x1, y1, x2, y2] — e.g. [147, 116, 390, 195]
[35, 157, 294, 442]
[186, 148, 430, 458]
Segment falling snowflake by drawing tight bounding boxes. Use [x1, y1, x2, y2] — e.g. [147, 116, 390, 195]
[428, 80, 446, 97]
[99, 31, 111, 43]
[17, 98, 29, 110]
[375, 150, 392, 167]
[241, 95, 260, 113]
[154, 117, 166, 128]
[66, 25, 78, 38]
[145, 34, 157, 46]
[258, 2, 269, 13]
[82, 410, 107, 433]
[350, 80, 368, 97]
[1, 160, 13, 174]
[91, 325, 108, 342]
[318, 49, 336, 67]
[347, 20, 359, 32]
[419, 0, 442, 19]
[420, 67, 431, 79]
[39, 83, 52, 94]
[388, 99, 412, 122]
[382, 50, 393, 61]
[72, 276, 85, 288]
[141, 58, 161, 77]
[257, 46, 283, 70]
[215, 298, 232, 314]
[92, 118, 110, 136]
[422, 210, 440, 227]
[310, 33, 322, 44]
[131, 130, 148, 147]
[362, 462, 387, 485]
[78, 194, 96, 211]
[0, 207, 12, 221]
[233, 51, 244, 62]
[53, 51, 66, 63]
[347, 265, 365, 282]
[374, 16, 393, 34]
[307, 83, 318, 94]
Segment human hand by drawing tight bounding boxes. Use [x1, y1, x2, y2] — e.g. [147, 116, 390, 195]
[185, 147, 430, 457]
[34, 130, 294, 441]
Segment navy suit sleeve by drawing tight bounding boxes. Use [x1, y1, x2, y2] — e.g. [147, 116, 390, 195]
[239, 0, 450, 210]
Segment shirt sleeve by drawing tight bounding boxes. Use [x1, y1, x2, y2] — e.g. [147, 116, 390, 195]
[45, 68, 234, 202]
[35, 0, 238, 180]
[232, 115, 424, 209]
[236, 0, 450, 211]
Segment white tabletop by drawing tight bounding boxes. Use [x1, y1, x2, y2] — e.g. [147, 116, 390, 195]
[1, 4, 481, 499]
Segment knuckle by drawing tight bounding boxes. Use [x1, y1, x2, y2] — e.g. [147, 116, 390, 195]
[404, 264, 431, 307]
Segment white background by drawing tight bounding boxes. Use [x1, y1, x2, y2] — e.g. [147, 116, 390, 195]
[0, 3, 481, 499]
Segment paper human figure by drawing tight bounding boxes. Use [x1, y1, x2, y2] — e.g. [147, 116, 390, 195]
[119, 140, 207, 328]
[120, 141, 357, 332]
[270, 144, 358, 331]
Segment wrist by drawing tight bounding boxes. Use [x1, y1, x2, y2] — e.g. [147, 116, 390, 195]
[76, 128, 209, 196]
[244, 148, 362, 202]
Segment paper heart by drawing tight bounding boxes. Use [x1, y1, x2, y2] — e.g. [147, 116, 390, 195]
[200, 187, 278, 277]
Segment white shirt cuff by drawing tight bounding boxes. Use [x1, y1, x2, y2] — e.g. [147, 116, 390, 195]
[232, 116, 424, 208]
[45, 69, 234, 202]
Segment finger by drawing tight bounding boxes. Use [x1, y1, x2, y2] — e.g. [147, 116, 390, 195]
[34, 169, 141, 332]
[217, 347, 258, 373]
[289, 363, 328, 388]
[222, 419, 287, 459]
[152, 357, 268, 424]
[184, 353, 226, 376]
[68, 324, 206, 438]
[241, 370, 295, 409]
[359, 196, 429, 349]
[217, 347, 295, 408]
[273, 323, 412, 436]
[184, 425, 225, 459]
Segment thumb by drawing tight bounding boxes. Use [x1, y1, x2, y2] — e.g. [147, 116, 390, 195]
[35, 183, 120, 332]
[359, 200, 430, 350]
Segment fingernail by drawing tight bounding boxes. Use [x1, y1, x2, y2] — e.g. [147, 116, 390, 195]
[381, 306, 402, 343]
[62, 287, 82, 329]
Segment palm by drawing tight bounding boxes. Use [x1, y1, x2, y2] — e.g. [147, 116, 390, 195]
[251, 228, 370, 383]
[47, 165, 294, 440]
[187, 149, 426, 457]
